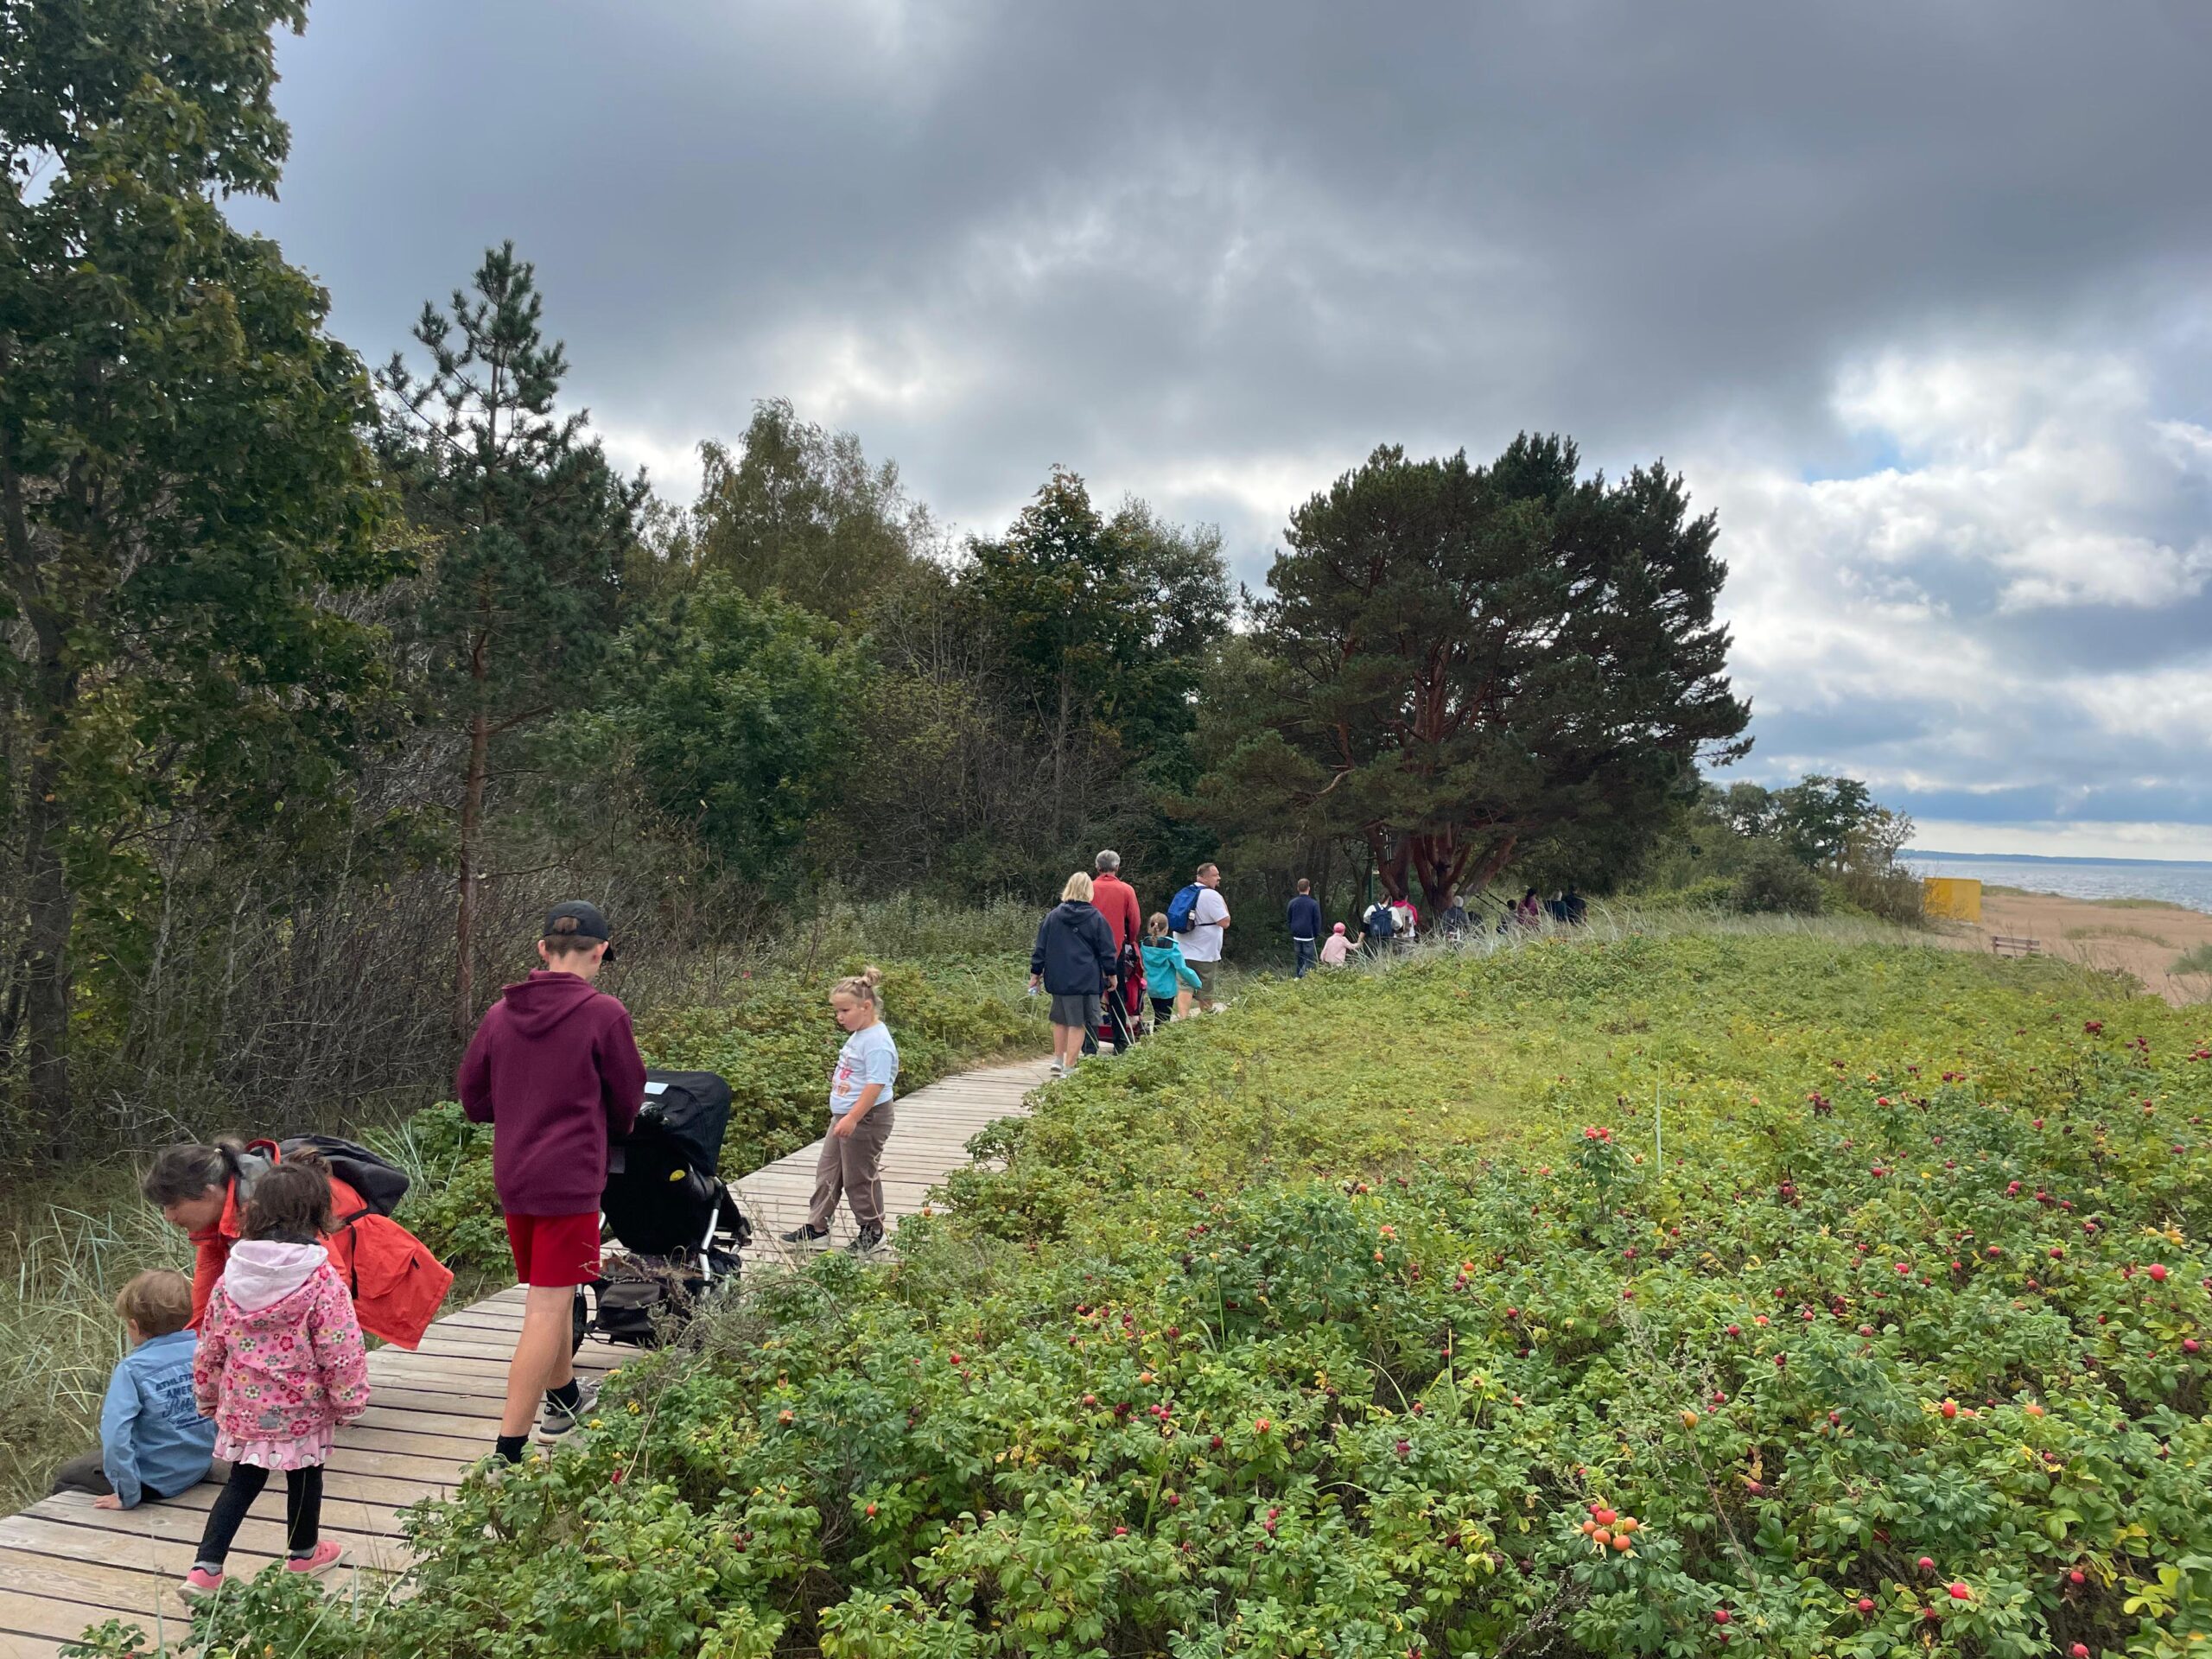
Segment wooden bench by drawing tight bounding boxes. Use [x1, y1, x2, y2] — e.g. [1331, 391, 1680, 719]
[1990, 934, 2044, 958]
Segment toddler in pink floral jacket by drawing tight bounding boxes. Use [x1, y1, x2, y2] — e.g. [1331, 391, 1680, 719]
[182, 1161, 369, 1595]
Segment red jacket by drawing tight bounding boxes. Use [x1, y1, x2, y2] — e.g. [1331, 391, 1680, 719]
[188, 1156, 453, 1351]
[1092, 873, 1142, 954]
[457, 970, 646, 1217]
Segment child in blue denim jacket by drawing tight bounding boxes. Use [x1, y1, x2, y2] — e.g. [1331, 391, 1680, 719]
[51, 1269, 217, 1509]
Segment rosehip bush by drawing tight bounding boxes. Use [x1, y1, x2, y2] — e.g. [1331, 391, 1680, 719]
[73, 931, 2212, 1658]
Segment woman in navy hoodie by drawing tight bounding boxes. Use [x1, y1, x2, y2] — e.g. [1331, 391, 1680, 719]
[1028, 873, 1118, 1078]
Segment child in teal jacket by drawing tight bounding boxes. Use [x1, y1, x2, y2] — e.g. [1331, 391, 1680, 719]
[1140, 913, 1202, 1027]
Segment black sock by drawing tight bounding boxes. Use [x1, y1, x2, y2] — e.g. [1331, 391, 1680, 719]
[494, 1434, 528, 1465]
[547, 1380, 582, 1412]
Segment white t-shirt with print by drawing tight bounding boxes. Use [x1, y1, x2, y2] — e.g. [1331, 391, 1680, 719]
[1181, 887, 1230, 963]
[830, 1022, 899, 1116]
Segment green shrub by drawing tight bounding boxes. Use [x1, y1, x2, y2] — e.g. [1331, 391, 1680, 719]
[77, 931, 2212, 1658]
[1732, 848, 1825, 915]
[2171, 944, 2212, 977]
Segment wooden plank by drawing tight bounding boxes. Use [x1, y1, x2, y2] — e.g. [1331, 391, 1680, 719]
[0, 1510, 409, 1578]
[38, 1470, 422, 1528]
[0, 1586, 185, 1648]
[39, 1491, 416, 1556]
[0, 1544, 203, 1623]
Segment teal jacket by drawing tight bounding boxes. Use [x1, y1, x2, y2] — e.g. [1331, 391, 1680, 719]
[1140, 938, 1202, 993]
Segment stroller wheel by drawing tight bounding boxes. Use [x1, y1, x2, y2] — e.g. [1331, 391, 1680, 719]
[570, 1285, 589, 1354]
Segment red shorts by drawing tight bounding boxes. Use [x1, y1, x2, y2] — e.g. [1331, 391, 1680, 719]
[505, 1211, 601, 1288]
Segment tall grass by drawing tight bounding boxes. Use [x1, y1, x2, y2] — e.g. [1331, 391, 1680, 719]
[0, 1166, 190, 1509]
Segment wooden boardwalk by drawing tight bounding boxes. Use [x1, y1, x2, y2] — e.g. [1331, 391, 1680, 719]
[0, 1054, 1049, 1656]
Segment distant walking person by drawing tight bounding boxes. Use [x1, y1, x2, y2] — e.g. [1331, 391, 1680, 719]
[1141, 912, 1202, 1024]
[1090, 850, 1142, 954]
[182, 1163, 367, 1595]
[783, 967, 899, 1255]
[1090, 850, 1145, 1053]
[1173, 863, 1232, 1010]
[1287, 879, 1322, 978]
[1319, 922, 1352, 967]
[1439, 891, 1471, 942]
[1031, 873, 1118, 1077]
[458, 901, 645, 1464]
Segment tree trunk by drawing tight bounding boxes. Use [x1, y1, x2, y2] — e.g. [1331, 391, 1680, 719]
[22, 732, 74, 1148]
[1, 397, 77, 1142]
[454, 707, 487, 1039]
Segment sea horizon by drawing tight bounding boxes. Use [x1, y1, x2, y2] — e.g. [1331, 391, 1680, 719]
[1905, 849, 2212, 870]
[1902, 850, 2212, 914]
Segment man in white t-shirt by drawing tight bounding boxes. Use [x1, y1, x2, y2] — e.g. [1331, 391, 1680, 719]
[1180, 862, 1231, 1010]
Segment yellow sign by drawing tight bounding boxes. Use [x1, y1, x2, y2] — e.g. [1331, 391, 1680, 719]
[1923, 877, 1982, 922]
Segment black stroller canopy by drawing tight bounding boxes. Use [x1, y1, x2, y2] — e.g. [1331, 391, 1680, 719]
[632, 1071, 733, 1173]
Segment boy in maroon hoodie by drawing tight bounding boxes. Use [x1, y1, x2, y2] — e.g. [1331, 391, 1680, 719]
[458, 901, 645, 1462]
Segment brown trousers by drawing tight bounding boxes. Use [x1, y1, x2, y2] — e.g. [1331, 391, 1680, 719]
[806, 1103, 895, 1231]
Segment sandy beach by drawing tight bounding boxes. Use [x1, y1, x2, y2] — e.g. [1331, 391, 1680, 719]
[1931, 887, 2212, 1006]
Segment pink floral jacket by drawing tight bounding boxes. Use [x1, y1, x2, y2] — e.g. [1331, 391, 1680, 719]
[193, 1255, 370, 1450]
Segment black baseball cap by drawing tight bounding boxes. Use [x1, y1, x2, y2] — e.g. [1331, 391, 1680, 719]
[542, 900, 611, 944]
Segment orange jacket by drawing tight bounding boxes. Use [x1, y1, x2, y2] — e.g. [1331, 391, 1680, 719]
[188, 1154, 453, 1351]
[1092, 873, 1143, 954]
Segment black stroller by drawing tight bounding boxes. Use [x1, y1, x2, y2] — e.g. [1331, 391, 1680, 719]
[573, 1070, 752, 1350]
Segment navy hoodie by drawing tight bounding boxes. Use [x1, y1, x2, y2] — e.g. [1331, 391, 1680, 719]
[1031, 901, 1117, 995]
[457, 970, 647, 1215]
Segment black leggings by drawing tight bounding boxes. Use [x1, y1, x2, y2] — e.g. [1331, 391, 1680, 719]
[194, 1462, 323, 1569]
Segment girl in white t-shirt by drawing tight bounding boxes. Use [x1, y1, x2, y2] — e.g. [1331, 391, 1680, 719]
[781, 967, 899, 1255]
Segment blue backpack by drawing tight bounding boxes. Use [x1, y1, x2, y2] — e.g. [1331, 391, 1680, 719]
[1363, 903, 1396, 941]
[1166, 883, 1205, 934]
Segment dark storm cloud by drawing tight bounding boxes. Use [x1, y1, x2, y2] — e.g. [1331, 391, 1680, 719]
[236, 0, 2212, 851]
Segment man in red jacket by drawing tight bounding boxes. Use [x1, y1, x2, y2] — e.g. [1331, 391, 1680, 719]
[1090, 850, 1145, 1052]
[458, 901, 645, 1463]
[1090, 849, 1142, 953]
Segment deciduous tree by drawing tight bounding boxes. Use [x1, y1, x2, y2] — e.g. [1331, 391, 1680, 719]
[0, 0, 391, 1128]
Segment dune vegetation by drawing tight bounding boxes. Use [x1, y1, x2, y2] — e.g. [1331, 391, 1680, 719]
[85, 921, 2212, 1659]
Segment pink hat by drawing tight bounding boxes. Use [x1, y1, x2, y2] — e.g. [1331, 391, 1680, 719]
[1332, 921, 1347, 933]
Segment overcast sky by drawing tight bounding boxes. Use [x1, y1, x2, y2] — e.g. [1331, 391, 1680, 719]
[238, 2, 2212, 860]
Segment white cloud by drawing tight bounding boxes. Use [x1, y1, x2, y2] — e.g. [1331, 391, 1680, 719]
[1700, 340, 2212, 849]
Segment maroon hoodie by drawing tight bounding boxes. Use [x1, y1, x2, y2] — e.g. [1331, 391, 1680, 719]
[457, 970, 647, 1217]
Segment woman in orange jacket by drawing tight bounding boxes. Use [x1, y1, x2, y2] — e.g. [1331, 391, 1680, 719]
[143, 1140, 453, 1351]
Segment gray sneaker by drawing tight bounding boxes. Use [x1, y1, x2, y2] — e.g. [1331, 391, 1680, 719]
[848, 1224, 886, 1255]
[536, 1381, 596, 1444]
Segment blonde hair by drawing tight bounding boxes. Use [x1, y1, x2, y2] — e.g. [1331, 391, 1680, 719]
[115, 1268, 194, 1338]
[833, 964, 885, 1013]
[1061, 872, 1094, 903]
[1146, 911, 1169, 939]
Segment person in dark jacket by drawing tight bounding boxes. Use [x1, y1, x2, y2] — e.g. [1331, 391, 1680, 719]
[457, 900, 646, 1464]
[1029, 873, 1118, 1077]
[1286, 879, 1323, 979]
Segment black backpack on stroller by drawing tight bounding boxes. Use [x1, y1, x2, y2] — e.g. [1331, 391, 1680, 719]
[572, 1070, 751, 1351]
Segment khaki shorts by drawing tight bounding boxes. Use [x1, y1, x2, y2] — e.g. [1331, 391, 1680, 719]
[1190, 959, 1220, 1000]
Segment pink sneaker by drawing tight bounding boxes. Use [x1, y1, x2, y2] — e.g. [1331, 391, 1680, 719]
[181, 1566, 225, 1597]
[284, 1541, 345, 1577]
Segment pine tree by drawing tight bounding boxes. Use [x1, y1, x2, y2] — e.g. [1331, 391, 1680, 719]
[1203, 436, 1751, 910]
[378, 244, 643, 1033]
